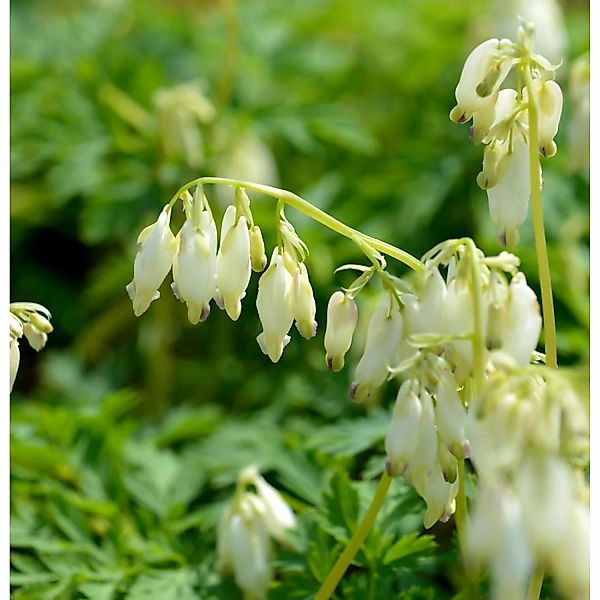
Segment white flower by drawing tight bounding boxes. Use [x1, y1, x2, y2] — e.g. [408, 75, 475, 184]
[324, 291, 358, 371]
[9, 338, 20, 392]
[406, 388, 438, 476]
[291, 262, 317, 339]
[471, 92, 499, 144]
[568, 54, 590, 171]
[256, 249, 294, 362]
[486, 136, 531, 247]
[385, 380, 422, 476]
[253, 473, 297, 542]
[412, 465, 458, 529]
[172, 209, 218, 324]
[498, 272, 541, 365]
[23, 322, 48, 352]
[216, 205, 251, 321]
[126, 206, 177, 316]
[351, 294, 403, 402]
[229, 498, 272, 600]
[403, 267, 447, 337]
[450, 39, 510, 123]
[434, 369, 466, 456]
[523, 79, 563, 157]
[249, 225, 268, 272]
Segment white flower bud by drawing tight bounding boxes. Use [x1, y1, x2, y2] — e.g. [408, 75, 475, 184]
[249, 225, 268, 272]
[10, 337, 20, 392]
[499, 273, 541, 365]
[23, 322, 48, 352]
[487, 137, 530, 247]
[10, 313, 23, 339]
[253, 474, 297, 543]
[450, 39, 510, 123]
[324, 291, 358, 372]
[291, 262, 317, 339]
[216, 205, 251, 321]
[28, 312, 54, 334]
[523, 79, 563, 157]
[385, 380, 422, 476]
[256, 249, 294, 362]
[126, 206, 177, 317]
[407, 388, 438, 475]
[172, 211, 218, 324]
[229, 499, 272, 600]
[444, 278, 476, 377]
[351, 295, 403, 402]
[435, 370, 466, 456]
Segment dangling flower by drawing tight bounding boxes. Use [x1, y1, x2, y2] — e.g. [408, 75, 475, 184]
[403, 267, 447, 337]
[412, 465, 459, 529]
[324, 291, 358, 371]
[251, 470, 297, 542]
[449, 39, 511, 124]
[9, 337, 20, 392]
[220, 496, 272, 600]
[126, 205, 177, 316]
[498, 272, 542, 365]
[434, 368, 466, 457]
[487, 136, 531, 247]
[291, 262, 317, 339]
[256, 249, 294, 362]
[216, 205, 252, 321]
[172, 207, 218, 324]
[351, 294, 403, 402]
[522, 79, 563, 157]
[385, 380, 422, 476]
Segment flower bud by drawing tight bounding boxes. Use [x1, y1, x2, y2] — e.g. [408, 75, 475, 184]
[523, 79, 563, 157]
[324, 291, 358, 371]
[126, 206, 177, 317]
[499, 273, 541, 365]
[10, 313, 23, 339]
[256, 249, 294, 362]
[351, 295, 403, 402]
[407, 388, 438, 475]
[172, 211, 218, 324]
[10, 338, 20, 392]
[450, 39, 510, 123]
[412, 465, 458, 529]
[385, 380, 422, 476]
[249, 225, 267, 272]
[487, 137, 530, 247]
[28, 312, 54, 334]
[403, 267, 446, 337]
[216, 205, 251, 321]
[291, 262, 317, 339]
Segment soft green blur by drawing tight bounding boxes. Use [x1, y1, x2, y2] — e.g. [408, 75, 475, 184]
[10, 0, 589, 598]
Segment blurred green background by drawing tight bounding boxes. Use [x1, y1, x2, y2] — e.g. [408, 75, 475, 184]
[10, 0, 589, 598]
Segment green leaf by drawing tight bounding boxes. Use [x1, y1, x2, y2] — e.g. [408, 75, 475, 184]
[383, 532, 437, 565]
[126, 569, 197, 600]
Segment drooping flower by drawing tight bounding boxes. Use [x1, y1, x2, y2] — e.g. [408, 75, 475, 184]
[450, 39, 511, 124]
[249, 225, 268, 272]
[216, 205, 252, 321]
[290, 261, 317, 339]
[256, 249, 294, 362]
[498, 272, 541, 365]
[172, 208, 218, 324]
[486, 136, 531, 247]
[324, 291, 358, 371]
[351, 294, 403, 402]
[126, 206, 177, 316]
[523, 79, 563, 157]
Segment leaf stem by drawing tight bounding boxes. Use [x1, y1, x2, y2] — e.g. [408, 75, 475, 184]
[315, 471, 392, 600]
[169, 177, 424, 274]
[527, 567, 545, 600]
[522, 67, 558, 370]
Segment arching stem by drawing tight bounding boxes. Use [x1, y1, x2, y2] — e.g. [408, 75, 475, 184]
[169, 177, 424, 274]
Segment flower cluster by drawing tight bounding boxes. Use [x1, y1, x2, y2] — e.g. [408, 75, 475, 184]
[450, 30, 563, 247]
[9, 302, 53, 392]
[126, 186, 317, 362]
[217, 466, 296, 599]
[466, 365, 589, 599]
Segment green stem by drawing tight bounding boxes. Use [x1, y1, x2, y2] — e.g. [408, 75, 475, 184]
[169, 177, 424, 274]
[523, 67, 558, 370]
[527, 567, 544, 600]
[315, 471, 392, 600]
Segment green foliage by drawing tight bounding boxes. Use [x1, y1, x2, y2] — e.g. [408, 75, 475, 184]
[10, 0, 588, 598]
